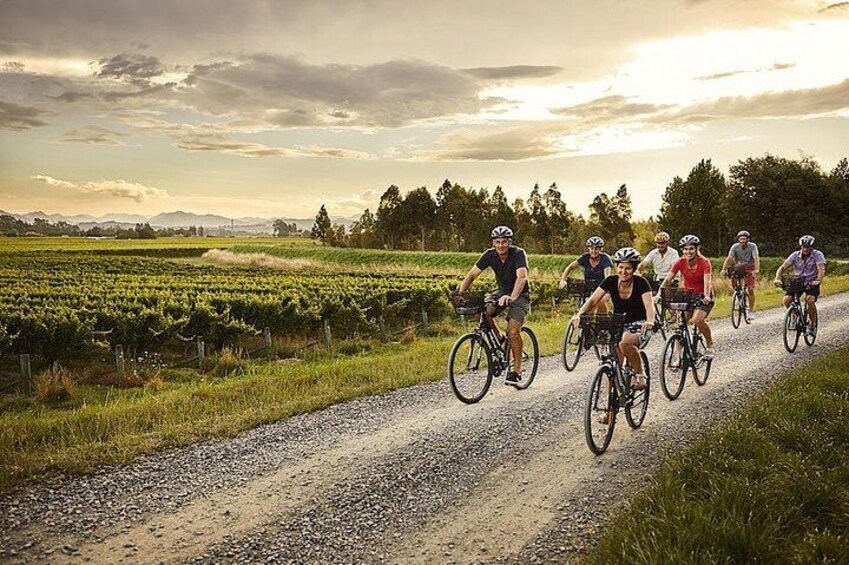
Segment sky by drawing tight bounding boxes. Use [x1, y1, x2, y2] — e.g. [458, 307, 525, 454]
[1, 0, 848, 220]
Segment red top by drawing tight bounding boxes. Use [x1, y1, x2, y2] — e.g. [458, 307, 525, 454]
[670, 256, 712, 294]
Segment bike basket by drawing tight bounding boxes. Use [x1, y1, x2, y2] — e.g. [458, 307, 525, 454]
[661, 287, 698, 311]
[565, 279, 590, 297]
[579, 313, 627, 346]
[726, 267, 748, 280]
[782, 276, 807, 294]
[450, 290, 486, 315]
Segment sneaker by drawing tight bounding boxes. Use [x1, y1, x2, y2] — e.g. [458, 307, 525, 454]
[807, 326, 817, 337]
[745, 311, 754, 322]
[704, 347, 715, 360]
[505, 371, 521, 387]
[631, 374, 647, 390]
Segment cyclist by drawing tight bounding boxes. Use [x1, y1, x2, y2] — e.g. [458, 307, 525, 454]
[721, 230, 760, 322]
[559, 236, 613, 313]
[773, 235, 825, 336]
[458, 225, 531, 387]
[573, 247, 654, 391]
[661, 234, 716, 359]
[637, 231, 679, 285]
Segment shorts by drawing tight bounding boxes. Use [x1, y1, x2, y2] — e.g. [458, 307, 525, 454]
[743, 266, 756, 290]
[692, 299, 714, 315]
[485, 291, 531, 324]
[786, 284, 820, 300]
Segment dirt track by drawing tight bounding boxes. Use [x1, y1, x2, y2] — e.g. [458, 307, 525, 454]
[2, 294, 848, 564]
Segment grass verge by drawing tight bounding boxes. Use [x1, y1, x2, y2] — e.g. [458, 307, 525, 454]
[2, 278, 849, 494]
[590, 344, 849, 564]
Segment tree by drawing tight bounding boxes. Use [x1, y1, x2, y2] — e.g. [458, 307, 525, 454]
[527, 183, 549, 253]
[543, 183, 573, 254]
[399, 186, 437, 250]
[588, 185, 635, 250]
[349, 209, 381, 248]
[376, 185, 403, 249]
[273, 219, 298, 237]
[487, 186, 517, 234]
[659, 160, 728, 256]
[311, 204, 332, 243]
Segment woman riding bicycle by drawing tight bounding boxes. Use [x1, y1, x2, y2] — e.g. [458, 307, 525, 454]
[559, 236, 613, 313]
[661, 234, 716, 359]
[571, 247, 654, 390]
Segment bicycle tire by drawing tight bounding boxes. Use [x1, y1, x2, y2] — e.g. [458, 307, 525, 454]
[562, 323, 583, 372]
[659, 334, 686, 400]
[692, 334, 711, 386]
[625, 350, 651, 429]
[448, 334, 493, 404]
[783, 307, 800, 353]
[510, 327, 539, 389]
[742, 292, 751, 325]
[731, 292, 742, 329]
[585, 365, 616, 455]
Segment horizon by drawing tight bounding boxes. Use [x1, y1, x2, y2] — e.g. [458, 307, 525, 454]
[2, 1, 848, 219]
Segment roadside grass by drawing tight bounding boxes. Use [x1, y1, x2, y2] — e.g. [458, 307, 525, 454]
[0, 236, 291, 254]
[1, 276, 848, 494]
[590, 344, 849, 564]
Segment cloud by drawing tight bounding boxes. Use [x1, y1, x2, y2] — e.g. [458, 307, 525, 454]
[0, 100, 49, 130]
[461, 65, 562, 80]
[31, 175, 167, 201]
[96, 53, 165, 85]
[696, 62, 797, 81]
[419, 125, 564, 162]
[58, 125, 125, 145]
[820, 2, 849, 12]
[52, 91, 95, 102]
[553, 95, 671, 123]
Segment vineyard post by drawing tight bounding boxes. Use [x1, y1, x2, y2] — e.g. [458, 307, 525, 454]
[196, 337, 205, 370]
[19, 354, 32, 396]
[378, 316, 387, 341]
[323, 319, 332, 347]
[115, 345, 125, 375]
[421, 310, 428, 332]
[263, 327, 273, 361]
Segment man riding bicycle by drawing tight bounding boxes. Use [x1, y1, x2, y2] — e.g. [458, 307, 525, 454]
[774, 235, 825, 337]
[573, 247, 655, 391]
[559, 236, 613, 313]
[721, 230, 760, 322]
[661, 234, 716, 359]
[458, 225, 531, 387]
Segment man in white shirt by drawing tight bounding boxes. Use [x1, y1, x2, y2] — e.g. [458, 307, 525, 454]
[637, 231, 680, 291]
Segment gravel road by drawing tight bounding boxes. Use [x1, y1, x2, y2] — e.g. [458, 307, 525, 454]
[2, 293, 848, 564]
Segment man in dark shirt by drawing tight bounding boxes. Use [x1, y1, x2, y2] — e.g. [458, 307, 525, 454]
[458, 225, 531, 387]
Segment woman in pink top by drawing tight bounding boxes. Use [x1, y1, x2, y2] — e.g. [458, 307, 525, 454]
[662, 234, 716, 359]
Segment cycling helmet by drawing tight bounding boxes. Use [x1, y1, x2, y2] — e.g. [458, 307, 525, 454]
[679, 234, 701, 247]
[586, 236, 605, 248]
[490, 225, 513, 239]
[655, 231, 670, 243]
[613, 247, 642, 265]
[736, 230, 750, 239]
[799, 235, 815, 246]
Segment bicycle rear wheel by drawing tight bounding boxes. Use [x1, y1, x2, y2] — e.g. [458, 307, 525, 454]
[448, 334, 493, 404]
[625, 350, 651, 429]
[585, 365, 616, 455]
[659, 334, 686, 400]
[731, 292, 743, 329]
[783, 307, 801, 353]
[692, 334, 711, 386]
[562, 323, 583, 372]
[509, 326, 539, 389]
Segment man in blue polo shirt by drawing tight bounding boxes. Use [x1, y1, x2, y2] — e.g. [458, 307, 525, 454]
[458, 225, 530, 387]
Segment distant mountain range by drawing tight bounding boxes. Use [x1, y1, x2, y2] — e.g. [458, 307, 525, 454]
[0, 210, 359, 233]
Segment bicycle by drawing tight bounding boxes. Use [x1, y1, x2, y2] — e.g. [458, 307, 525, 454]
[560, 278, 601, 372]
[725, 267, 750, 329]
[658, 288, 713, 401]
[582, 313, 652, 455]
[447, 290, 540, 404]
[779, 277, 818, 353]
[648, 276, 677, 340]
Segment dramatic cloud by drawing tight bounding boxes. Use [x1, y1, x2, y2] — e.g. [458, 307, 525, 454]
[820, 2, 849, 12]
[0, 100, 48, 130]
[31, 175, 167, 201]
[461, 65, 562, 80]
[58, 125, 125, 145]
[553, 95, 671, 123]
[420, 125, 564, 162]
[97, 53, 165, 85]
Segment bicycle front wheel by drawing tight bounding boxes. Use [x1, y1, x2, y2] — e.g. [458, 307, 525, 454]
[659, 334, 686, 400]
[625, 350, 651, 429]
[448, 334, 493, 404]
[783, 307, 801, 353]
[731, 292, 743, 329]
[804, 307, 818, 346]
[509, 326, 539, 389]
[562, 323, 583, 372]
[585, 365, 616, 455]
[692, 335, 711, 386]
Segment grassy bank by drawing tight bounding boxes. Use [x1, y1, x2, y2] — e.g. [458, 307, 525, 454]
[591, 344, 849, 564]
[2, 277, 848, 494]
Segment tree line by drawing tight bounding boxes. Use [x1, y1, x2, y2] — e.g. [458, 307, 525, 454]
[312, 154, 849, 258]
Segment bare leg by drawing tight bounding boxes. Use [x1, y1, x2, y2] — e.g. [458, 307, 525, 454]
[807, 296, 818, 328]
[485, 305, 501, 340]
[507, 318, 522, 374]
[691, 309, 713, 348]
[748, 287, 756, 312]
[619, 332, 642, 373]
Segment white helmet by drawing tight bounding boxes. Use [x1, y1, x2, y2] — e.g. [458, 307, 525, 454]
[613, 247, 642, 265]
[799, 235, 815, 246]
[737, 230, 750, 239]
[679, 234, 701, 247]
[586, 236, 605, 248]
[490, 225, 513, 239]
